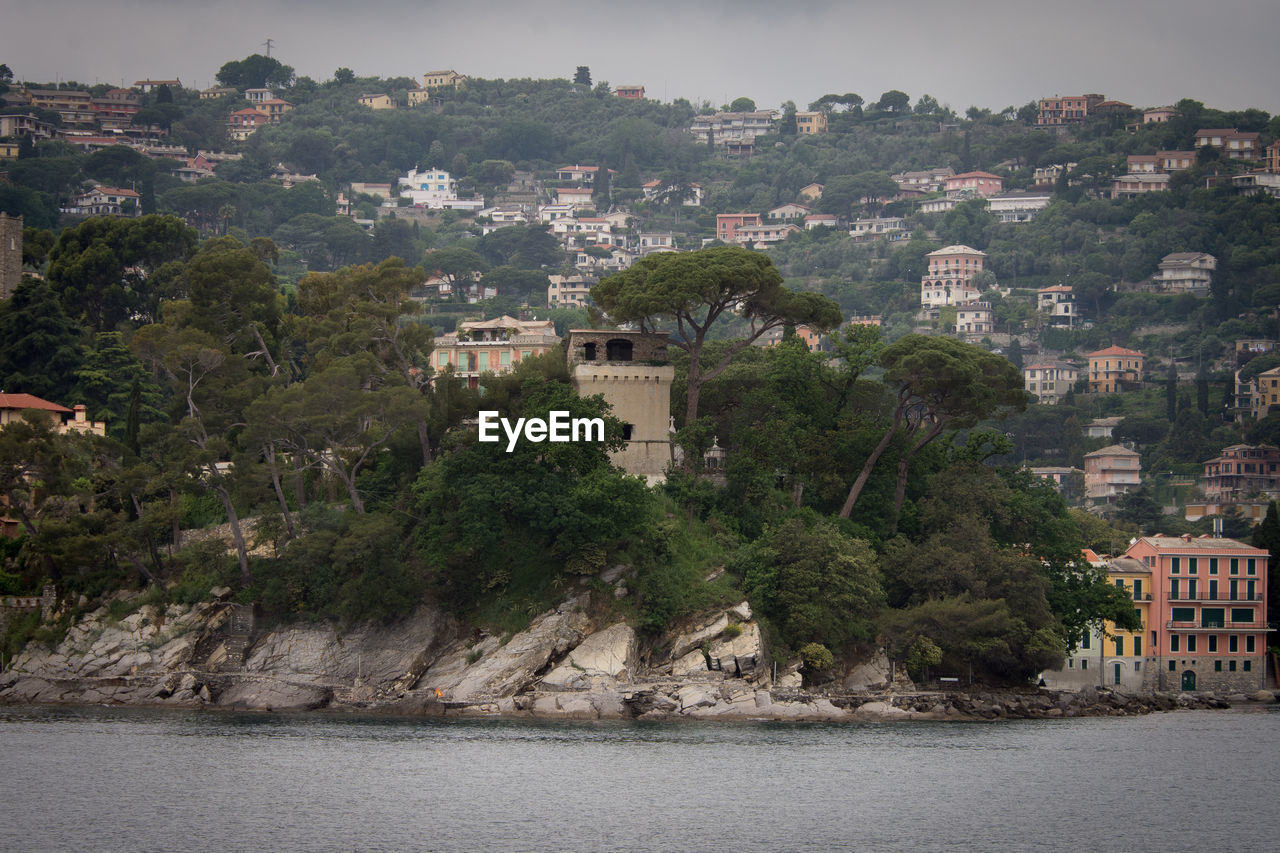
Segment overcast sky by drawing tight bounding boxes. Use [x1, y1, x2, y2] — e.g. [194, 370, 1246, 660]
[3, 0, 1278, 113]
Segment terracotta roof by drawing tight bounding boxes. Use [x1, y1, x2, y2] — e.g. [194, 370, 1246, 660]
[1084, 444, 1140, 457]
[1136, 535, 1266, 553]
[1087, 345, 1145, 358]
[949, 171, 1002, 180]
[87, 187, 140, 198]
[0, 393, 71, 413]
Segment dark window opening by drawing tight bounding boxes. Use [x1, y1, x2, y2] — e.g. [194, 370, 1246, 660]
[622, 423, 634, 441]
[606, 339, 633, 361]
[583, 342, 597, 361]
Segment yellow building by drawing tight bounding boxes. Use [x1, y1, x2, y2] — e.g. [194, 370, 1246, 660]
[358, 93, 393, 110]
[1086, 345, 1145, 393]
[423, 70, 466, 90]
[1100, 555, 1152, 690]
[795, 111, 828, 134]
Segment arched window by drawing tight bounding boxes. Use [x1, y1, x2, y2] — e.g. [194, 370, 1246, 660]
[606, 338, 633, 361]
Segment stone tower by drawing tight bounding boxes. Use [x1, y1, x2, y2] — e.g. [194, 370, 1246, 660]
[565, 329, 674, 482]
[0, 212, 21, 301]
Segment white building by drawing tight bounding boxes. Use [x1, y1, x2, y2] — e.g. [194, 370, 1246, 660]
[850, 216, 906, 241]
[547, 274, 594, 308]
[1023, 361, 1080, 404]
[987, 191, 1051, 223]
[689, 110, 777, 146]
[955, 301, 994, 341]
[1036, 285, 1077, 327]
[1154, 252, 1216, 296]
[398, 167, 459, 208]
[638, 233, 677, 255]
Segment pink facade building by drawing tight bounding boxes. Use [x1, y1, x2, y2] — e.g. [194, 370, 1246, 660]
[1124, 535, 1269, 691]
[920, 245, 985, 308]
[944, 171, 1004, 198]
[716, 212, 762, 243]
[1036, 94, 1105, 125]
[1201, 444, 1280, 501]
[1083, 445, 1141, 505]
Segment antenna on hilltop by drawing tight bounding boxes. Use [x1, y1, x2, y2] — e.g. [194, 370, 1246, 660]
[263, 38, 274, 58]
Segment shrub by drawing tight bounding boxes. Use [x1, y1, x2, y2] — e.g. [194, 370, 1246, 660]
[798, 642, 834, 672]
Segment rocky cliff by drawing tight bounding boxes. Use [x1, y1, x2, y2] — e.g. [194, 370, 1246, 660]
[2, 580, 1275, 720]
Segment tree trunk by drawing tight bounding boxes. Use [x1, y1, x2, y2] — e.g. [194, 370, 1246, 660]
[207, 464, 251, 585]
[292, 453, 307, 509]
[169, 487, 180, 555]
[838, 424, 898, 519]
[329, 459, 365, 514]
[887, 423, 943, 533]
[263, 445, 295, 540]
[417, 420, 432, 467]
[131, 493, 168, 578]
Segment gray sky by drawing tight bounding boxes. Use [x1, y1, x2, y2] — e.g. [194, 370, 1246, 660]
[3, 0, 1278, 113]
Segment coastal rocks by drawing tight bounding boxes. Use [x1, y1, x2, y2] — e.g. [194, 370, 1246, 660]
[541, 623, 637, 691]
[706, 621, 764, 680]
[6, 598, 204, 683]
[668, 614, 729, 662]
[530, 690, 626, 719]
[422, 596, 592, 703]
[842, 651, 895, 691]
[216, 680, 333, 712]
[243, 608, 449, 691]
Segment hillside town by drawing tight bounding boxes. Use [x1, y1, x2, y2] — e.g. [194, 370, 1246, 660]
[1, 55, 1278, 701]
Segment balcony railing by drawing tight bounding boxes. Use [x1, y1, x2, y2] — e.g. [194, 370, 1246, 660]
[1166, 592, 1262, 602]
[1164, 620, 1265, 630]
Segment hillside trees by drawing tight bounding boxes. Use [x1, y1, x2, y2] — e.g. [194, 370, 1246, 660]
[216, 54, 295, 90]
[413, 371, 645, 609]
[46, 215, 198, 331]
[0, 278, 84, 402]
[839, 335, 1027, 520]
[592, 246, 841, 430]
[737, 515, 884, 656]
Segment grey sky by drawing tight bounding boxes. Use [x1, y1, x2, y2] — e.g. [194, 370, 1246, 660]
[3, 0, 1277, 113]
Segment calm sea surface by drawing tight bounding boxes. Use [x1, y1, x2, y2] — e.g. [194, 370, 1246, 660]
[0, 704, 1275, 852]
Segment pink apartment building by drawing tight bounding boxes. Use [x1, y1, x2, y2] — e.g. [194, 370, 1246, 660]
[716, 212, 762, 243]
[1083, 445, 1141, 505]
[1124, 535, 1269, 692]
[944, 171, 1004, 198]
[920, 245, 986, 308]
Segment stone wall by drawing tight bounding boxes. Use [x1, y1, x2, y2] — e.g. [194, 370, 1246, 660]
[0, 212, 21, 301]
[570, 362, 674, 479]
[565, 330, 670, 366]
[1150, 656, 1267, 692]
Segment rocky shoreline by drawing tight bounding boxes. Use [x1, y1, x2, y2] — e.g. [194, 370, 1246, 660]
[3, 587, 1276, 722]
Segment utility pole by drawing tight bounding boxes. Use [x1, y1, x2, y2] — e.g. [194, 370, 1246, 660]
[262, 38, 274, 57]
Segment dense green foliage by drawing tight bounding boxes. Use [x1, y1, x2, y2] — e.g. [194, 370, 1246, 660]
[2, 64, 1277, 685]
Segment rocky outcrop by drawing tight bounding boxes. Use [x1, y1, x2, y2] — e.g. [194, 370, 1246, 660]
[415, 596, 593, 703]
[3, 588, 1272, 720]
[541, 622, 637, 691]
